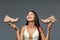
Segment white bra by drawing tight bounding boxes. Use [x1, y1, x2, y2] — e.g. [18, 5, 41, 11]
[24, 28, 39, 40]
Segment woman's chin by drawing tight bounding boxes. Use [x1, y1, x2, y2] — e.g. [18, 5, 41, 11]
[27, 20, 34, 22]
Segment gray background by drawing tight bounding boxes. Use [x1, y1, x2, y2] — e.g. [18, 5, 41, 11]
[0, 0, 60, 40]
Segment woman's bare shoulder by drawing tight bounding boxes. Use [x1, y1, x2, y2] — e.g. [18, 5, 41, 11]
[38, 26, 44, 33]
[20, 25, 27, 31]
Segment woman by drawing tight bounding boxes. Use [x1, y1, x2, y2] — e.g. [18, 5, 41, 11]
[3, 10, 56, 40]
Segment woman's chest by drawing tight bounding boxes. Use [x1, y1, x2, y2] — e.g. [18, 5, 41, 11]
[23, 28, 39, 39]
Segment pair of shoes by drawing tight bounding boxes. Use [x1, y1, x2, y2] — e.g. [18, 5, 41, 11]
[3, 15, 18, 23]
[41, 15, 57, 23]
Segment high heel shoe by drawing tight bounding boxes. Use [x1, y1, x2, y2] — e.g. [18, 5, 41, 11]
[3, 15, 18, 23]
[41, 15, 57, 23]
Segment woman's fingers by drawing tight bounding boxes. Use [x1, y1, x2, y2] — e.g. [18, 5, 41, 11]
[8, 22, 18, 30]
[48, 22, 53, 30]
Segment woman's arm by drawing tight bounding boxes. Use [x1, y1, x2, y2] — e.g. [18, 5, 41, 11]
[19, 26, 25, 40]
[39, 27, 45, 40]
[39, 22, 53, 40]
[45, 22, 53, 40]
[16, 29, 20, 40]
[8, 22, 20, 40]
[45, 29, 50, 40]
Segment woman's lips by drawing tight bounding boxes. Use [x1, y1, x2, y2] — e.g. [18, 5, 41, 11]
[28, 17, 32, 19]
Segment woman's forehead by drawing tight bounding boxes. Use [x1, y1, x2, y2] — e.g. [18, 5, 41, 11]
[28, 12, 34, 14]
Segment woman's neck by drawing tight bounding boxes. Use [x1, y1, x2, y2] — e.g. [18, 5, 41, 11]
[28, 21, 35, 28]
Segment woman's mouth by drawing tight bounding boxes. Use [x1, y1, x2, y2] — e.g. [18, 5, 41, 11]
[28, 17, 32, 19]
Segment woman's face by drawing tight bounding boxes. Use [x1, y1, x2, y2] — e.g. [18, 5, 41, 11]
[26, 12, 35, 22]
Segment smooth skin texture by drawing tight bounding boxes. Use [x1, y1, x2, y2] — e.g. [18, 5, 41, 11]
[5, 11, 53, 40]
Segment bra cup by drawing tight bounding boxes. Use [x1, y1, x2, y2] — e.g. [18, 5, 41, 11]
[24, 29, 39, 40]
[32, 29, 39, 38]
[24, 29, 29, 38]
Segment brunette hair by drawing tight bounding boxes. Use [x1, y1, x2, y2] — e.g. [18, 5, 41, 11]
[26, 10, 41, 40]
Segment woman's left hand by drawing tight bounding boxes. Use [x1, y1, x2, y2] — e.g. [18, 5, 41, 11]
[48, 22, 53, 31]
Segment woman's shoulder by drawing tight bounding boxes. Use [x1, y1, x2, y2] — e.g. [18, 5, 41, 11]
[38, 26, 44, 33]
[20, 25, 27, 31]
[22, 25, 27, 29]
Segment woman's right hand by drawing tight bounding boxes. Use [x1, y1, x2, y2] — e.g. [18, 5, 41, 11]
[8, 22, 19, 31]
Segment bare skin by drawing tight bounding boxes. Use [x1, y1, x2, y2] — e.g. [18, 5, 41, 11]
[7, 21, 53, 40]
[4, 12, 54, 40]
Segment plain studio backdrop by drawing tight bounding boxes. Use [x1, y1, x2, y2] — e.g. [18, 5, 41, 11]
[0, 0, 60, 40]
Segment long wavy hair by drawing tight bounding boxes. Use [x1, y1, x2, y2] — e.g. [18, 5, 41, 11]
[26, 10, 41, 40]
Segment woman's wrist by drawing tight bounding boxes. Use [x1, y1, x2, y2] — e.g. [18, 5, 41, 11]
[47, 28, 50, 32]
[15, 27, 19, 31]
[7, 22, 19, 31]
[48, 22, 53, 30]
[47, 28, 50, 34]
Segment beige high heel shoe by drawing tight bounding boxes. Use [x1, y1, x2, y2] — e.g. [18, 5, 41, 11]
[3, 15, 18, 23]
[41, 15, 57, 23]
